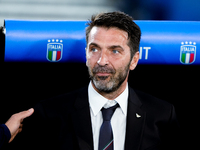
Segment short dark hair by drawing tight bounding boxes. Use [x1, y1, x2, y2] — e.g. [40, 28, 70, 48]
[86, 11, 141, 59]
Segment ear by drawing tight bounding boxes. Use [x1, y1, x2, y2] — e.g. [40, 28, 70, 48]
[130, 51, 139, 70]
[85, 47, 89, 67]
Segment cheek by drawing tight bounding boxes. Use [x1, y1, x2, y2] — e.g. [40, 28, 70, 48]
[114, 57, 131, 70]
[86, 52, 92, 67]
[86, 56, 96, 71]
[86, 52, 99, 66]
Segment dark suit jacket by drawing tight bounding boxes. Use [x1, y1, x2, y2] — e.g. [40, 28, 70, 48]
[21, 86, 180, 150]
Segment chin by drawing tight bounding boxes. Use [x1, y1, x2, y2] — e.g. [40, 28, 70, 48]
[93, 79, 117, 93]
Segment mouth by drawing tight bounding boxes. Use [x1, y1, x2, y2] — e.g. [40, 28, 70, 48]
[94, 72, 113, 81]
[96, 72, 111, 76]
[91, 65, 116, 80]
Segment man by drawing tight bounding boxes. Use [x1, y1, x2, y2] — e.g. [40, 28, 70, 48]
[0, 108, 34, 148]
[23, 11, 179, 150]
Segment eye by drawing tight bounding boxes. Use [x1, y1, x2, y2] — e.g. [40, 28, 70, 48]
[112, 50, 119, 54]
[91, 48, 98, 52]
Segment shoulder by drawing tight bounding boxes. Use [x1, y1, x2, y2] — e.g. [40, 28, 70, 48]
[130, 87, 175, 118]
[39, 86, 87, 104]
[135, 89, 172, 108]
[34, 86, 88, 117]
[129, 88, 180, 150]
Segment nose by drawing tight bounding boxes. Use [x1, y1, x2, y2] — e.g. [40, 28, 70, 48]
[97, 50, 109, 66]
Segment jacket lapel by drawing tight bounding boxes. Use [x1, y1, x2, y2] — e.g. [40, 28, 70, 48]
[125, 87, 146, 150]
[70, 86, 146, 150]
[71, 87, 94, 150]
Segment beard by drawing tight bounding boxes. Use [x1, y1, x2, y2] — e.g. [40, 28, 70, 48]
[87, 63, 130, 93]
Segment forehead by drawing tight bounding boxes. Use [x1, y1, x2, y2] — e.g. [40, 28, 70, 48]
[88, 26, 129, 45]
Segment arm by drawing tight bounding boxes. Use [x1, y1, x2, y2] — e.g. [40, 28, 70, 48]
[160, 105, 181, 150]
[4, 108, 34, 144]
[0, 124, 11, 149]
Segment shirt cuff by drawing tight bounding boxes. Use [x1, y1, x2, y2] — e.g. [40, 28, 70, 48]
[1, 124, 11, 143]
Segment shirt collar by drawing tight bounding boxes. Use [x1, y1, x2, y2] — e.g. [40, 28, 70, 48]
[88, 81, 129, 116]
[115, 83, 128, 116]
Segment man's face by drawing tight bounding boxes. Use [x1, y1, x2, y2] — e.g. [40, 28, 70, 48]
[86, 26, 138, 93]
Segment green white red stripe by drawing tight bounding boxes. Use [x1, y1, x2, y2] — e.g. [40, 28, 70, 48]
[47, 50, 61, 61]
[102, 140, 113, 150]
[181, 52, 194, 64]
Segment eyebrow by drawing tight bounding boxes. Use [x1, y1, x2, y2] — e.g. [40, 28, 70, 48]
[108, 45, 124, 51]
[88, 42, 101, 49]
[89, 43, 124, 51]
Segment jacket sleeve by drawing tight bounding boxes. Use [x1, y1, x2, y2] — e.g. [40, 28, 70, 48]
[160, 105, 181, 150]
[0, 124, 11, 149]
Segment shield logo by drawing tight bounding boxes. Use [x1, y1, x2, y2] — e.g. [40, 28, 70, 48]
[180, 41, 196, 64]
[47, 39, 63, 62]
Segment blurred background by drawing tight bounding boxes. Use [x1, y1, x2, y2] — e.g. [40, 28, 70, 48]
[1, 0, 199, 149]
[1, 0, 200, 26]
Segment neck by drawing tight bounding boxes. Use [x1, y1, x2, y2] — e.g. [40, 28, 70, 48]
[91, 79, 128, 100]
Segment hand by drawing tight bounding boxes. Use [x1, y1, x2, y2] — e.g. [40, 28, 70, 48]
[5, 108, 34, 143]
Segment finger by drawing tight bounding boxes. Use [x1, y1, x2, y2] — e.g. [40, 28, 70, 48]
[18, 128, 22, 133]
[17, 108, 34, 120]
[19, 124, 23, 128]
[9, 129, 20, 143]
[20, 119, 24, 123]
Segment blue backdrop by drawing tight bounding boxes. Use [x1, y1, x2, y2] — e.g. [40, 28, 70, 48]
[4, 20, 200, 65]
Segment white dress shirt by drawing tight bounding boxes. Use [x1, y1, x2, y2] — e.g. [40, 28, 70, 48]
[88, 81, 128, 150]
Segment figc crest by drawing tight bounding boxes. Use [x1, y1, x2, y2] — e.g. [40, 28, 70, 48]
[180, 41, 196, 64]
[47, 39, 63, 62]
